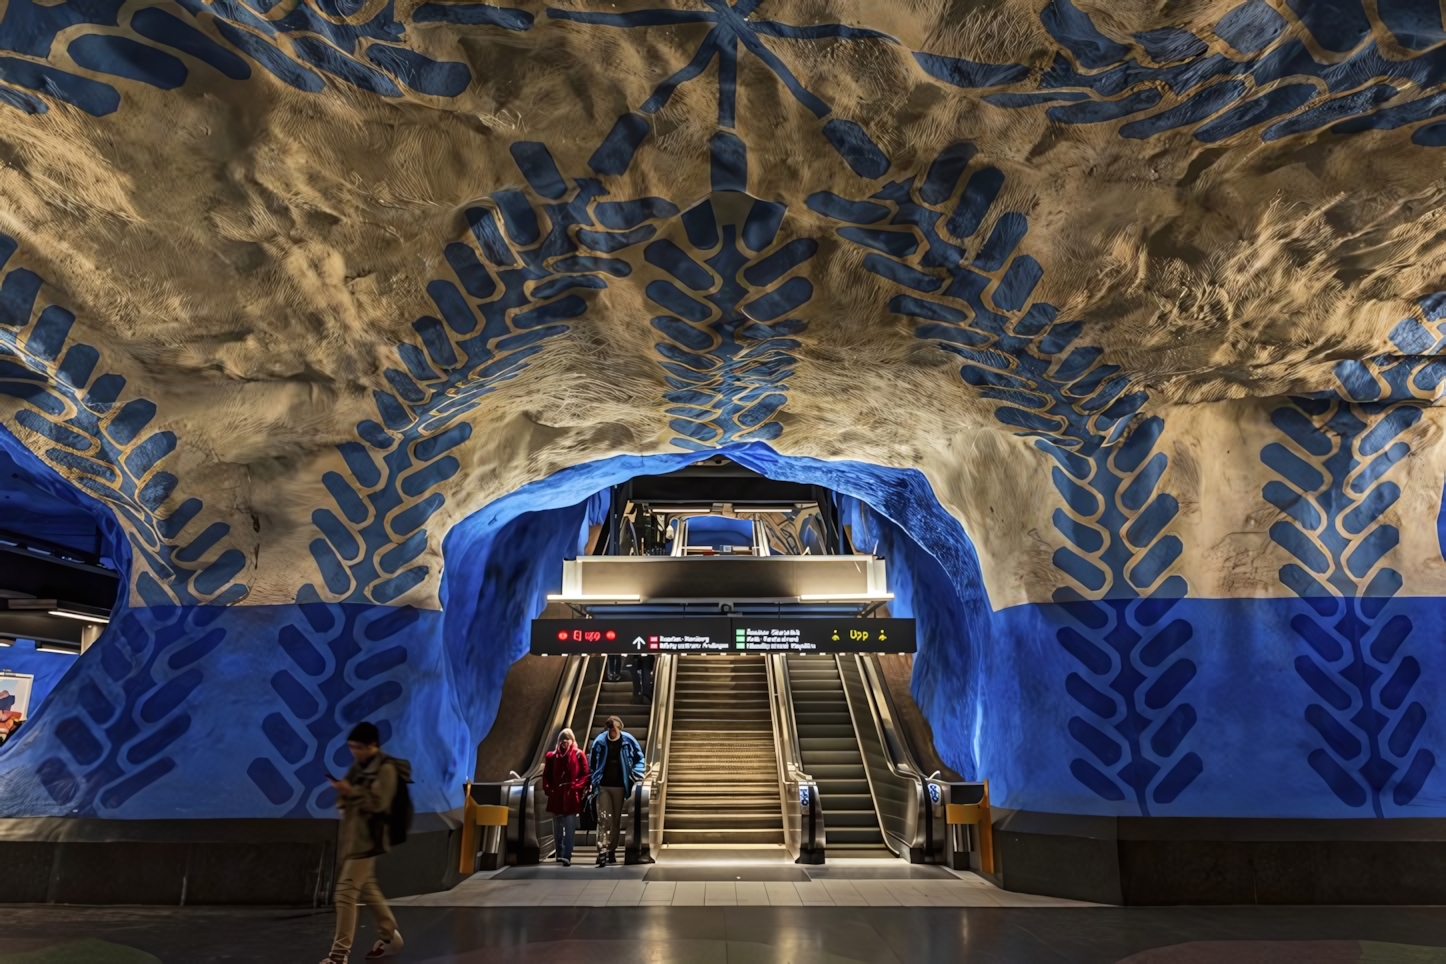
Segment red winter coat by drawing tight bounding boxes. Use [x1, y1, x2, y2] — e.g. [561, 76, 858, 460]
[543, 745, 590, 815]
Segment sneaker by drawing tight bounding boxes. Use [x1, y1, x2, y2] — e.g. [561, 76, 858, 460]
[318, 956, 347, 964]
[595, 852, 607, 867]
[561, 857, 571, 867]
[365, 931, 403, 959]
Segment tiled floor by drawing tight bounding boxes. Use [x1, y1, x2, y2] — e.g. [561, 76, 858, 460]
[3, 904, 1446, 964]
[391, 866, 1092, 907]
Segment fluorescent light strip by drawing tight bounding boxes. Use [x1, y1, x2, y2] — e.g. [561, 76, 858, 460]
[796, 593, 895, 602]
[48, 610, 109, 624]
[545, 594, 642, 602]
[37, 643, 81, 654]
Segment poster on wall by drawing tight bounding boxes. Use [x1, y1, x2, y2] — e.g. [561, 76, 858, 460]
[0, 672, 33, 721]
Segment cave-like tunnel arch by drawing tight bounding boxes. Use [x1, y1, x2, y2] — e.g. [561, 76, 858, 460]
[0, 431, 1003, 823]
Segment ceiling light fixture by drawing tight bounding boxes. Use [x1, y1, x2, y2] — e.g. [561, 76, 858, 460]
[47, 610, 110, 624]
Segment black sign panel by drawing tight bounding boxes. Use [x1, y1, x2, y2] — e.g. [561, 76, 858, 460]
[731, 619, 915, 654]
[531, 618, 915, 655]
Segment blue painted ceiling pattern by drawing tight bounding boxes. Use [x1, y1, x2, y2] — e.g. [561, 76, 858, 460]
[947, 0, 1446, 148]
[3, 0, 1446, 822]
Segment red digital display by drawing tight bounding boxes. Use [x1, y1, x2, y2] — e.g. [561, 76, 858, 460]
[605, 630, 617, 641]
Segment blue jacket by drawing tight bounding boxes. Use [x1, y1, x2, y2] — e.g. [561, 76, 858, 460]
[588, 730, 645, 794]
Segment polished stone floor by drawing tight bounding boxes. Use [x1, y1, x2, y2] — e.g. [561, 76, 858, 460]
[390, 854, 1092, 908]
[0, 849, 1441, 963]
[3, 905, 1446, 963]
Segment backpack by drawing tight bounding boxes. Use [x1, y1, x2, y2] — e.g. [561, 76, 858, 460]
[387, 764, 414, 847]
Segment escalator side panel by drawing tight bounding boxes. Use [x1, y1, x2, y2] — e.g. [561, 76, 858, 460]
[474, 655, 568, 781]
[875, 654, 962, 782]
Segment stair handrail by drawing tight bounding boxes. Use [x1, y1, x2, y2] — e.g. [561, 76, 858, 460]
[837, 654, 947, 863]
[767, 654, 825, 863]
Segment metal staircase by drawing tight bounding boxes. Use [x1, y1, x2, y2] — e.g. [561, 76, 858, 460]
[662, 655, 784, 845]
[786, 655, 887, 850]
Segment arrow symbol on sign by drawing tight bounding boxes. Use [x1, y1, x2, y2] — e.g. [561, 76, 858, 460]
[632, 636, 645, 649]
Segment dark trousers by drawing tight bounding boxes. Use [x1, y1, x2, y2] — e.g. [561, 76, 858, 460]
[630, 656, 655, 700]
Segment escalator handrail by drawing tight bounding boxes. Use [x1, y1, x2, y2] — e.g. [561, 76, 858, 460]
[858, 654, 927, 781]
[521, 654, 592, 781]
[767, 653, 825, 861]
[643, 654, 676, 858]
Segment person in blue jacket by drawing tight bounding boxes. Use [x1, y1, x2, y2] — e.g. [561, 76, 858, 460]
[588, 715, 644, 866]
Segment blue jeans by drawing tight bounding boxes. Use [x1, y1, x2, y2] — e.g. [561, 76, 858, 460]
[555, 813, 578, 860]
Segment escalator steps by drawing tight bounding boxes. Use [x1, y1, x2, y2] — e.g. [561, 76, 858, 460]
[787, 656, 887, 850]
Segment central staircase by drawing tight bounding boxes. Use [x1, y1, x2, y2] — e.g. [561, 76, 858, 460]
[662, 655, 784, 845]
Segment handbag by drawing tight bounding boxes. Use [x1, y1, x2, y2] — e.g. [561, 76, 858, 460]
[580, 786, 598, 832]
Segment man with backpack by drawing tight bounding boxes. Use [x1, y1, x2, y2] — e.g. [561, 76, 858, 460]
[320, 721, 412, 963]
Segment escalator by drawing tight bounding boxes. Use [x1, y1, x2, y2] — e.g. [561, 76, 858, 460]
[786, 655, 887, 852]
[585, 664, 651, 749]
[470, 648, 960, 870]
[467, 459, 981, 873]
[662, 655, 784, 846]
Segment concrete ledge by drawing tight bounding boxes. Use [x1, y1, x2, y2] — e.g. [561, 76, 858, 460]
[995, 810, 1446, 905]
[0, 816, 466, 905]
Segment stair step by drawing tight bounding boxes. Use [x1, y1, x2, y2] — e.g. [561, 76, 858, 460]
[662, 655, 783, 842]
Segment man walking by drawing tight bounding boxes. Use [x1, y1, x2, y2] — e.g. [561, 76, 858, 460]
[321, 722, 409, 963]
[588, 715, 644, 866]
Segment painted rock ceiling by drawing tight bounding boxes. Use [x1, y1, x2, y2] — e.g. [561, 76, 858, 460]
[6, 0, 1446, 823]
[4, 0, 1445, 610]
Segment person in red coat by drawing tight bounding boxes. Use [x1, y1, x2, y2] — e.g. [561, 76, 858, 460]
[543, 727, 590, 866]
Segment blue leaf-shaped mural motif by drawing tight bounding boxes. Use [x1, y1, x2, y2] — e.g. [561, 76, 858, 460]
[1260, 392, 1435, 815]
[0, 234, 247, 607]
[33, 606, 226, 815]
[246, 594, 417, 814]
[0, 0, 529, 115]
[548, 0, 895, 176]
[916, 0, 1446, 149]
[813, 146, 1198, 815]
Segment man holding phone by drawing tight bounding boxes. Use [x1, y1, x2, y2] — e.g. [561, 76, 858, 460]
[320, 721, 408, 963]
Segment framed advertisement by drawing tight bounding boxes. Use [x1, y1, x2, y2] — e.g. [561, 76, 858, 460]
[0, 672, 34, 720]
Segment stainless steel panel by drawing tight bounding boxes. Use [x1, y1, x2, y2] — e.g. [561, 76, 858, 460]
[569, 556, 875, 600]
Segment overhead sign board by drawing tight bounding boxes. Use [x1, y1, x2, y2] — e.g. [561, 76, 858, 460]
[531, 618, 915, 655]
